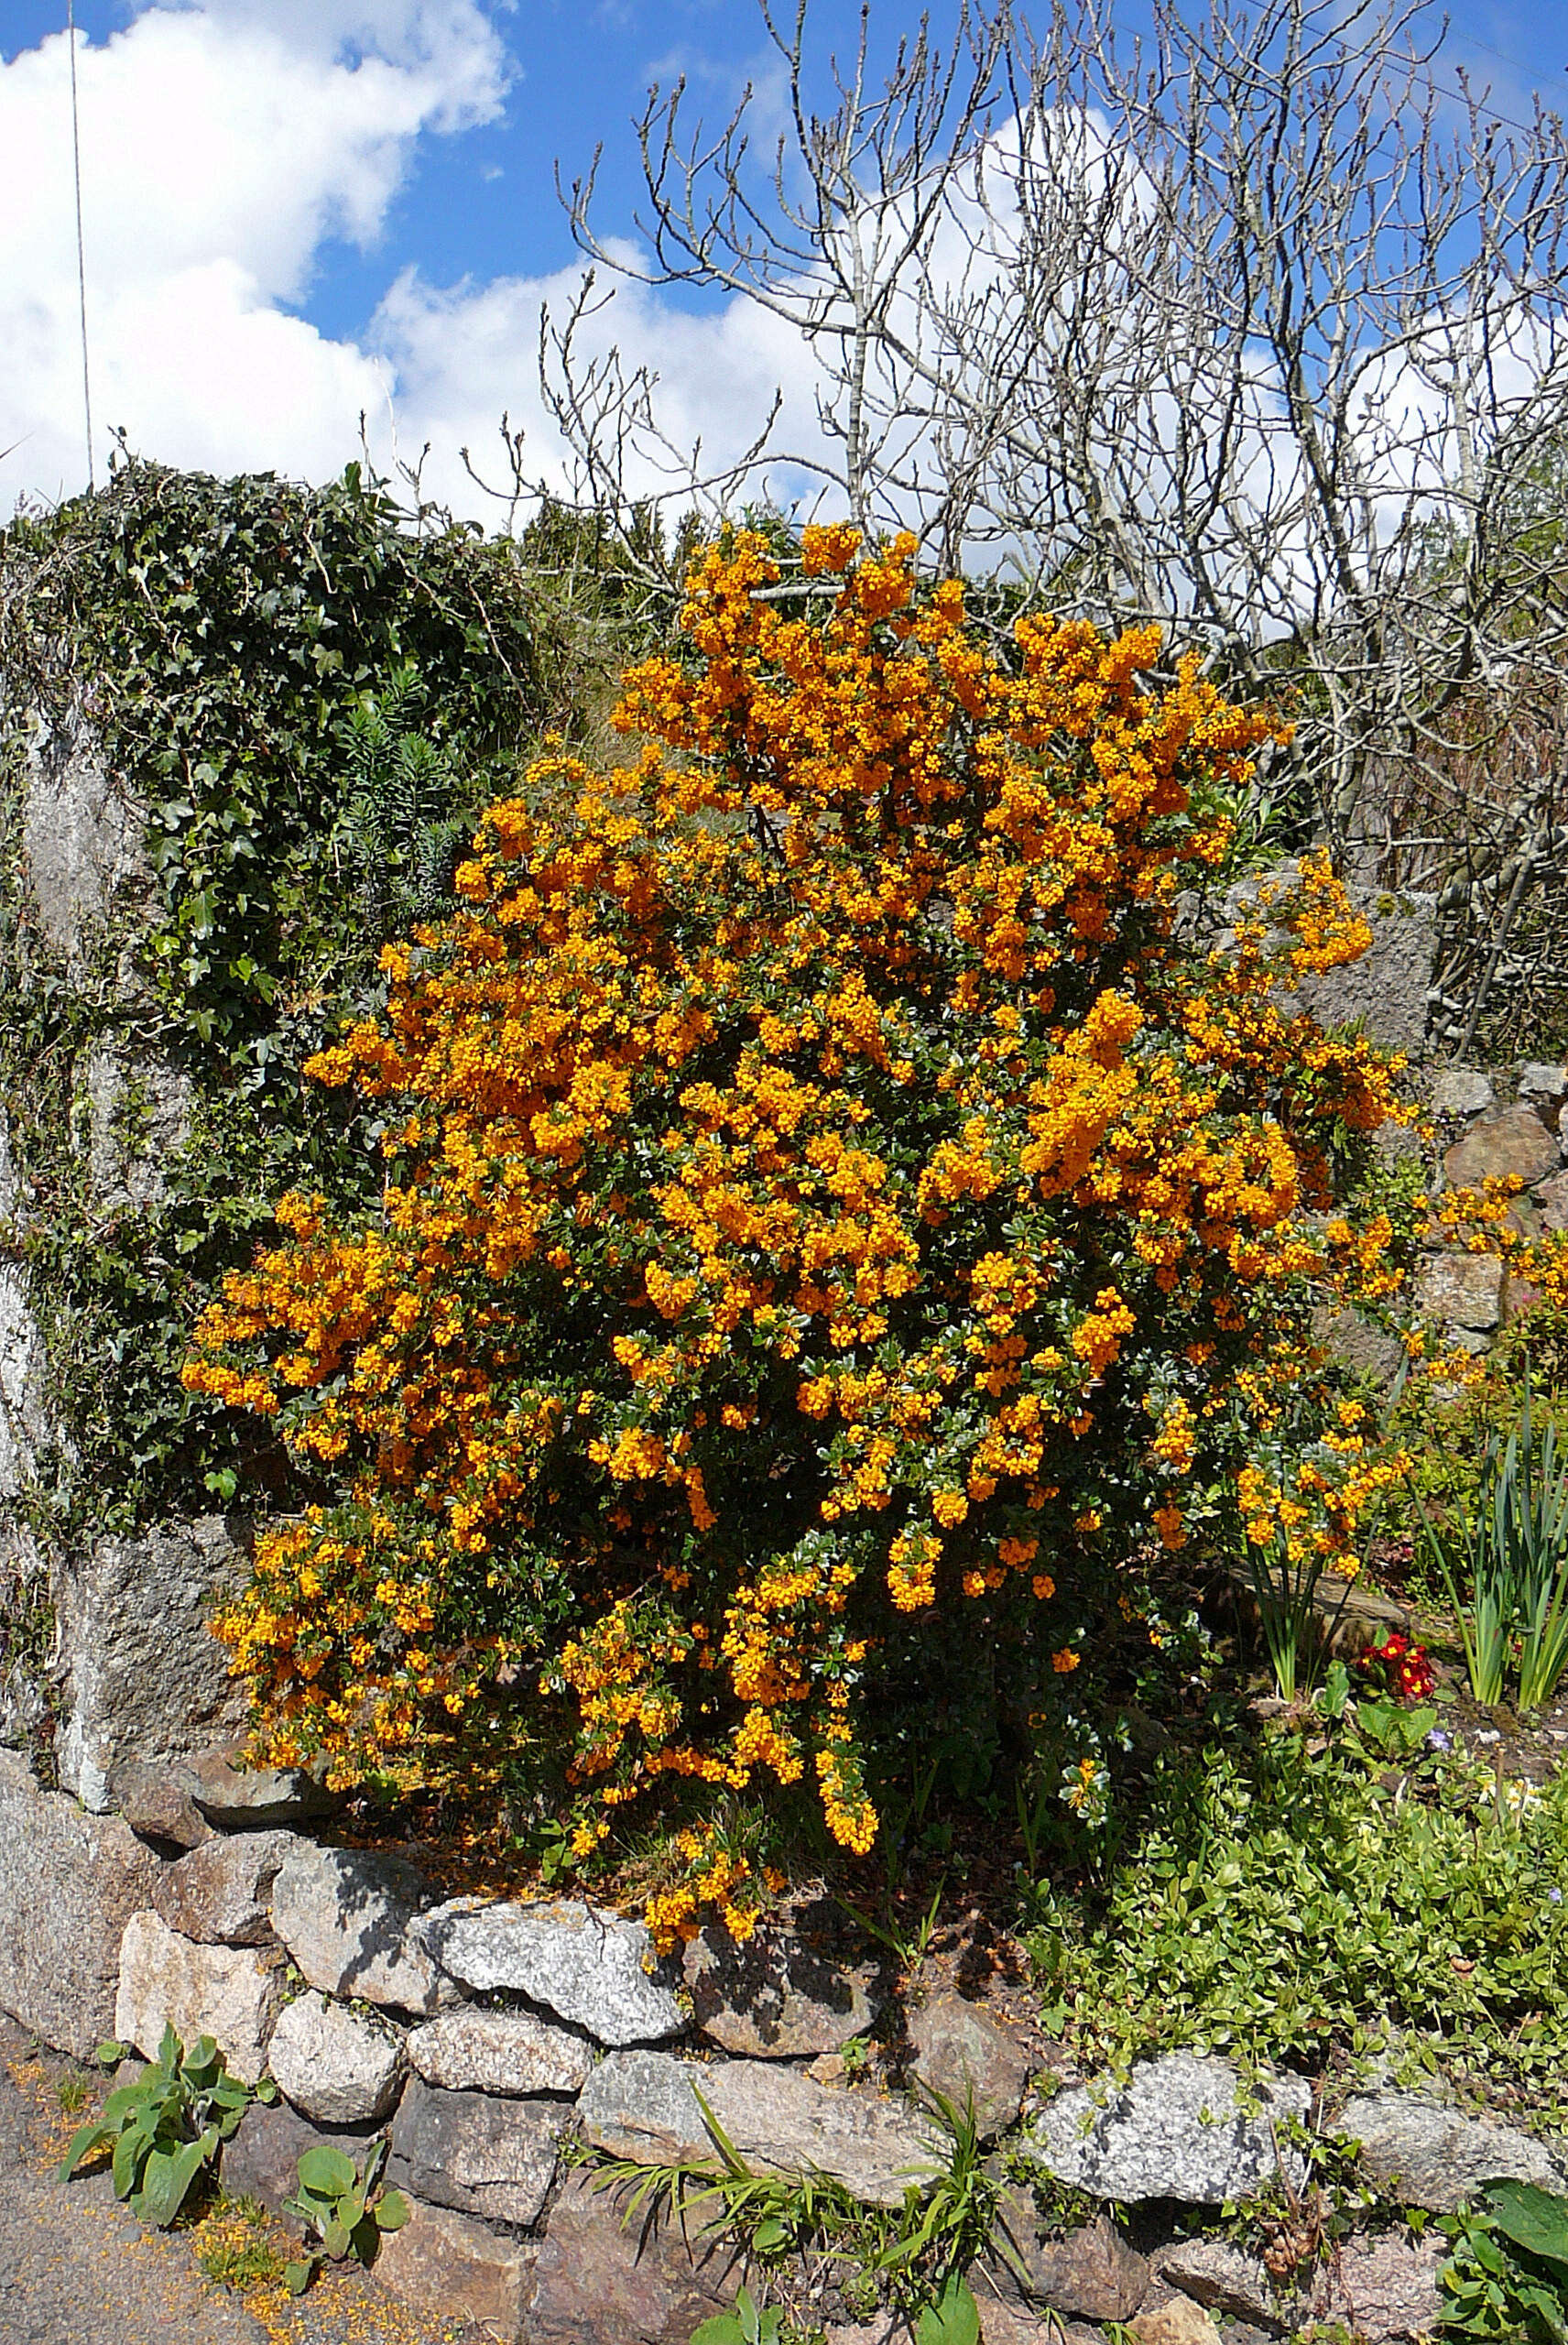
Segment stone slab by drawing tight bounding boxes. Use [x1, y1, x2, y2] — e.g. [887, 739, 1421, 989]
[1334, 2091, 1568, 2212]
[220, 2096, 378, 2217]
[388, 2077, 567, 2228]
[1431, 1070, 1494, 1119]
[1128, 2302, 1222, 2345]
[406, 2003, 593, 2097]
[1155, 2239, 1279, 2326]
[107, 1760, 211, 1850]
[1296, 894, 1435, 1057]
[189, 1745, 339, 1830]
[152, 1828, 299, 1944]
[266, 1989, 406, 2125]
[1412, 1250, 1506, 1333]
[1443, 1107, 1561, 1193]
[419, 1896, 683, 2045]
[528, 2169, 746, 2345]
[0, 1266, 50, 1503]
[53, 1518, 253, 1813]
[22, 714, 147, 962]
[270, 1842, 445, 2013]
[1019, 2055, 1311, 2205]
[990, 2196, 1149, 2320]
[1325, 2230, 1445, 2340]
[0, 1750, 162, 2058]
[80, 1042, 191, 1215]
[373, 2196, 537, 2336]
[114, 1908, 281, 2084]
[908, 1990, 1033, 2140]
[1517, 1063, 1568, 1112]
[579, 2050, 942, 2209]
[684, 1917, 879, 2058]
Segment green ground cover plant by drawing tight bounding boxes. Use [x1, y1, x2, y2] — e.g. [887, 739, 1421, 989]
[1442, 2183, 1568, 2342]
[1025, 1709, 1568, 2101]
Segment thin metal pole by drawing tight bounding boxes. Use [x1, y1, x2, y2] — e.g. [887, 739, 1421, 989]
[66, 0, 95, 491]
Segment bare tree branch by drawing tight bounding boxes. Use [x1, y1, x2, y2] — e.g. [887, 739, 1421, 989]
[554, 0, 1568, 1053]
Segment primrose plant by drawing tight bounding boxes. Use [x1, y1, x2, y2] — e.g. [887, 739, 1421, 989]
[58, 2025, 272, 2226]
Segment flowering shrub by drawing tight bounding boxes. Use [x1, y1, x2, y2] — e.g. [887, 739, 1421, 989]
[188, 526, 1419, 1938]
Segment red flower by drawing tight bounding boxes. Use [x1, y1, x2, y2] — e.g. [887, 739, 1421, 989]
[1358, 1631, 1433, 1703]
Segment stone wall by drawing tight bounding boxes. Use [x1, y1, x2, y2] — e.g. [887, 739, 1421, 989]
[0, 698, 210, 1778]
[1412, 1063, 1568, 1351]
[1, 1732, 1540, 2343]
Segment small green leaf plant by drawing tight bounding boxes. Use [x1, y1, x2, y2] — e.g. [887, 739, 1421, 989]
[281, 2134, 409, 2295]
[915, 2274, 982, 2345]
[1442, 2180, 1568, 2340]
[58, 2026, 273, 2227]
[691, 2285, 786, 2345]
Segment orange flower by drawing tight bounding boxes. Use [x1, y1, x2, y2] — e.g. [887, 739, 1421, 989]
[186, 526, 1424, 1936]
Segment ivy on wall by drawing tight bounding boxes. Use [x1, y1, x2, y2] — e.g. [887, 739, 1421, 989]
[0, 456, 579, 1538]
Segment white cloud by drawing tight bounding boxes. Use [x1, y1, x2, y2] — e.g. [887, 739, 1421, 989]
[367, 248, 825, 519]
[0, 0, 825, 523]
[0, 0, 512, 503]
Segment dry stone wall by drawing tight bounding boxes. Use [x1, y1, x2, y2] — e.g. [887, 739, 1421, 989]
[0, 1732, 1541, 2341]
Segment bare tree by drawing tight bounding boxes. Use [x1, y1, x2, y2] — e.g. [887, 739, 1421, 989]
[557, 0, 1568, 1053]
[559, 3, 1017, 560]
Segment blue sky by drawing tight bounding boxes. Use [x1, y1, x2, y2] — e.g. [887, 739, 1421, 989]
[4, 2, 987, 337]
[1, 0, 1565, 510]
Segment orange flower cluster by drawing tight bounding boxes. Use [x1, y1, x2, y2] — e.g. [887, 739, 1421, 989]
[187, 528, 1415, 1937]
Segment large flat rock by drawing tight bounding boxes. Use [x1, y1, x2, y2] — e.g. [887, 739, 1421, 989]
[373, 2196, 538, 2335]
[1018, 2055, 1311, 2205]
[1325, 2230, 1446, 2340]
[419, 1897, 683, 2045]
[114, 1909, 281, 2084]
[406, 2003, 593, 2097]
[270, 1842, 445, 2013]
[221, 2096, 379, 2214]
[266, 1988, 406, 2125]
[1334, 2091, 1568, 2212]
[0, 1268, 50, 1503]
[1443, 1105, 1561, 1193]
[684, 1915, 880, 2057]
[151, 1828, 299, 1945]
[1412, 1250, 1506, 1334]
[579, 2050, 942, 2209]
[22, 714, 147, 962]
[908, 1990, 1033, 2139]
[528, 2170, 746, 2345]
[388, 2077, 568, 2228]
[989, 2196, 1149, 2321]
[52, 1519, 253, 1814]
[0, 1751, 161, 2058]
[188, 1745, 339, 1830]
